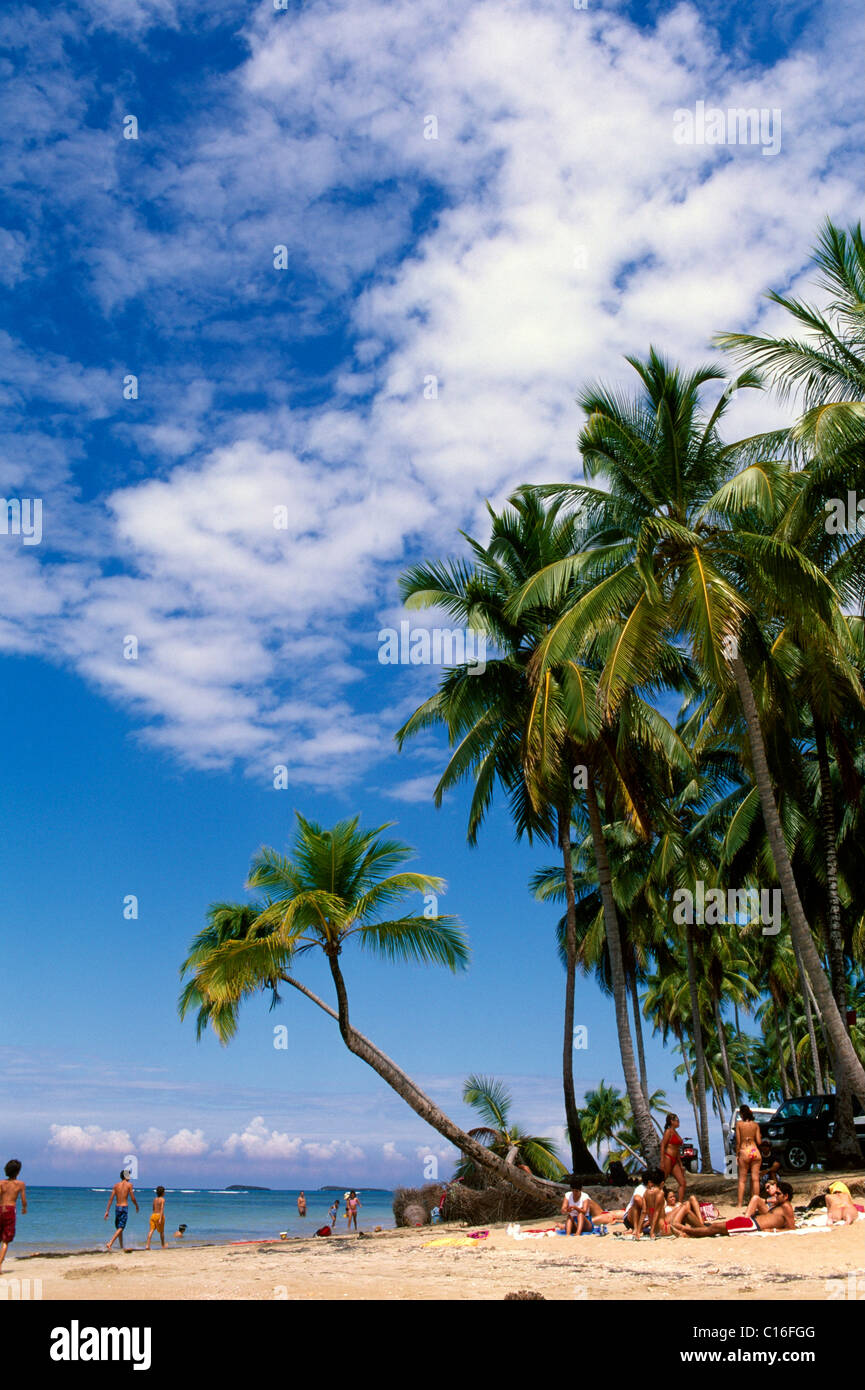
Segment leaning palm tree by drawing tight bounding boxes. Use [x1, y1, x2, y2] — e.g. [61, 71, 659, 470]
[453, 1075, 567, 1187]
[179, 813, 558, 1197]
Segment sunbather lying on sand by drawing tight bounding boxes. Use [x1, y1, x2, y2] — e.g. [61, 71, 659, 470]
[674, 1183, 795, 1237]
[824, 1182, 860, 1226]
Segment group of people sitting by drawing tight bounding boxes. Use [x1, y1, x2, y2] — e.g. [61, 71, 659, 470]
[559, 1171, 799, 1239]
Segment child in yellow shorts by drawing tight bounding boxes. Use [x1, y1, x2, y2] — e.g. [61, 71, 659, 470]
[146, 1187, 166, 1250]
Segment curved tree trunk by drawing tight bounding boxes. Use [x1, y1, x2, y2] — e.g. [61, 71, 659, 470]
[297, 962, 561, 1199]
[585, 775, 660, 1164]
[558, 803, 601, 1175]
[732, 656, 865, 1098]
[685, 925, 714, 1171]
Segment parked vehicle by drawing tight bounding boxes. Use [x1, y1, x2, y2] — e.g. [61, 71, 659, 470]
[762, 1095, 865, 1172]
[679, 1137, 698, 1173]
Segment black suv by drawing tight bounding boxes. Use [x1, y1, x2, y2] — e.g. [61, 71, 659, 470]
[763, 1094, 865, 1171]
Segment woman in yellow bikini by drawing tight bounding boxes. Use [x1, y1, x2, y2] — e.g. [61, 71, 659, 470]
[735, 1105, 763, 1208]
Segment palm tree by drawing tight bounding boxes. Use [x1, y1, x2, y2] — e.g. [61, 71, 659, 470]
[395, 493, 605, 1173]
[453, 1075, 567, 1187]
[580, 1080, 630, 1159]
[512, 351, 865, 1103]
[179, 813, 559, 1197]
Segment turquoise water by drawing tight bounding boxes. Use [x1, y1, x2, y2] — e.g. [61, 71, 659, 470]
[9, 1187, 395, 1255]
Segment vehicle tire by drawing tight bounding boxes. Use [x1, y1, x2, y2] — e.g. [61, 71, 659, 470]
[783, 1141, 814, 1172]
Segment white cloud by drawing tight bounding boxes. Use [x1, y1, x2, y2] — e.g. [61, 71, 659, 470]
[136, 1127, 210, 1157]
[2, 0, 862, 784]
[47, 1123, 133, 1154]
[221, 1116, 304, 1161]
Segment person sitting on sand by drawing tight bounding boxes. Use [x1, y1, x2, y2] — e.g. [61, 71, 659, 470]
[660, 1114, 687, 1202]
[674, 1182, 795, 1237]
[825, 1182, 860, 1226]
[0, 1158, 27, 1273]
[744, 1177, 780, 1222]
[173, 1223, 187, 1239]
[104, 1169, 139, 1251]
[758, 1140, 781, 1185]
[669, 1194, 709, 1231]
[640, 1170, 668, 1240]
[735, 1105, 763, 1208]
[146, 1187, 166, 1250]
[599, 1176, 647, 1234]
[561, 1179, 607, 1235]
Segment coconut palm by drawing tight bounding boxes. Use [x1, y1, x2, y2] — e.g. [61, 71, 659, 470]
[179, 813, 558, 1197]
[580, 1081, 630, 1158]
[452, 1075, 567, 1187]
[512, 351, 865, 1102]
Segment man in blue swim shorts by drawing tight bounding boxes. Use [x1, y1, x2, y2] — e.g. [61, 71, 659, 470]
[104, 1169, 139, 1250]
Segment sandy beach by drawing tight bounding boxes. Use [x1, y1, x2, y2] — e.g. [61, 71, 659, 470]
[11, 1176, 864, 1302]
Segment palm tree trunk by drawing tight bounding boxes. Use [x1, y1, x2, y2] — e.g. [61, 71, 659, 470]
[684, 925, 713, 1171]
[584, 775, 660, 1164]
[813, 718, 847, 1015]
[735, 1000, 758, 1095]
[775, 1003, 791, 1099]
[630, 976, 650, 1108]
[558, 803, 601, 1176]
[792, 938, 824, 1091]
[784, 1007, 802, 1093]
[712, 992, 738, 1118]
[676, 1027, 702, 1142]
[731, 655, 865, 1097]
[291, 964, 559, 1198]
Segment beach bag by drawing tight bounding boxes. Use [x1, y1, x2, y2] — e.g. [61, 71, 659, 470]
[315, 1225, 331, 1237]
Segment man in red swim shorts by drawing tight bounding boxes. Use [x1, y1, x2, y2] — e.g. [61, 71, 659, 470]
[674, 1183, 795, 1237]
[0, 1158, 28, 1272]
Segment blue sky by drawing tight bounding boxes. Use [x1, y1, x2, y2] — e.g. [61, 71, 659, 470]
[1, 0, 862, 1189]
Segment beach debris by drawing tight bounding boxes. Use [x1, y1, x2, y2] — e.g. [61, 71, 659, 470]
[504, 1290, 545, 1300]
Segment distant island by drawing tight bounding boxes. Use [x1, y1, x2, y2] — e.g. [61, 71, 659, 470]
[225, 1184, 271, 1192]
[320, 1186, 391, 1193]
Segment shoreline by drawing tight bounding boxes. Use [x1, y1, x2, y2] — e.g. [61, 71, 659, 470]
[5, 1187, 862, 1302]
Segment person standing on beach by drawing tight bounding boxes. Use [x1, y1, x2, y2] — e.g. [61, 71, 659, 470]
[659, 1114, 687, 1202]
[297, 1191, 307, 1217]
[104, 1170, 139, 1250]
[328, 1198, 339, 1227]
[346, 1191, 361, 1231]
[0, 1159, 27, 1273]
[735, 1105, 763, 1208]
[145, 1187, 166, 1250]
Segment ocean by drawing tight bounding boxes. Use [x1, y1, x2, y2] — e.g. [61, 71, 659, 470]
[7, 1187, 396, 1255]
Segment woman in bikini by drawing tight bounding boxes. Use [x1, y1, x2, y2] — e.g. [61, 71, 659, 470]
[735, 1105, 763, 1208]
[660, 1113, 686, 1201]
